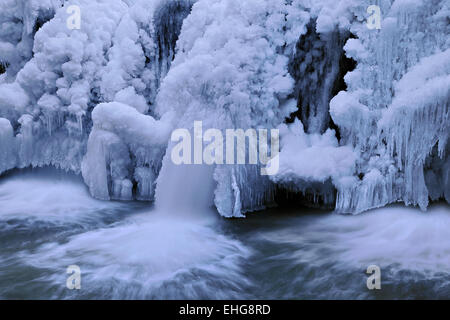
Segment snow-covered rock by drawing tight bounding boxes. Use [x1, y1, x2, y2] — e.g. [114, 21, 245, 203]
[82, 101, 172, 200]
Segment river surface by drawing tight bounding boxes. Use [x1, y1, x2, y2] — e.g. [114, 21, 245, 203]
[0, 170, 449, 299]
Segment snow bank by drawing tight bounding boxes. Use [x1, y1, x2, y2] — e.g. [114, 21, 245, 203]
[272, 120, 356, 185]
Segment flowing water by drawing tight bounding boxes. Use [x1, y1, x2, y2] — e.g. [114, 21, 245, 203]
[0, 169, 449, 299]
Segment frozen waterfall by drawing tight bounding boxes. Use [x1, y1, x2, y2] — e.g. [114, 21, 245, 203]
[0, 0, 448, 217]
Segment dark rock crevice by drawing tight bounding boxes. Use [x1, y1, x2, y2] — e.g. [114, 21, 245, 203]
[424, 142, 450, 203]
[0, 63, 6, 74]
[152, 0, 194, 83]
[274, 180, 337, 211]
[286, 19, 356, 141]
[278, 20, 357, 210]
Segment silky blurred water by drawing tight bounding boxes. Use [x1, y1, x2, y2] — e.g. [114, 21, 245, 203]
[0, 169, 449, 299]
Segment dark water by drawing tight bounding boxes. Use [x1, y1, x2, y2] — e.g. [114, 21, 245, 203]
[0, 170, 449, 299]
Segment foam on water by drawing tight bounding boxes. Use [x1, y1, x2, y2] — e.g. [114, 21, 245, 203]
[18, 214, 251, 299]
[0, 168, 251, 299]
[0, 168, 448, 299]
[259, 205, 450, 275]
[0, 169, 125, 223]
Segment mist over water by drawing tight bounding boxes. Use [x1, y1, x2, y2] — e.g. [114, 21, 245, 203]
[241, 205, 450, 299]
[0, 169, 126, 223]
[0, 169, 449, 299]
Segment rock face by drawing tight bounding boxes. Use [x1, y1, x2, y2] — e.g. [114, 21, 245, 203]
[0, 0, 448, 216]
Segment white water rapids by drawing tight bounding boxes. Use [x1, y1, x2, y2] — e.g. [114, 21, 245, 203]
[0, 168, 449, 299]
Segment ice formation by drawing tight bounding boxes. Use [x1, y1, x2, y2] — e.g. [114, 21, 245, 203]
[330, 0, 449, 213]
[82, 101, 172, 200]
[0, 0, 448, 217]
[0, 0, 193, 200]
